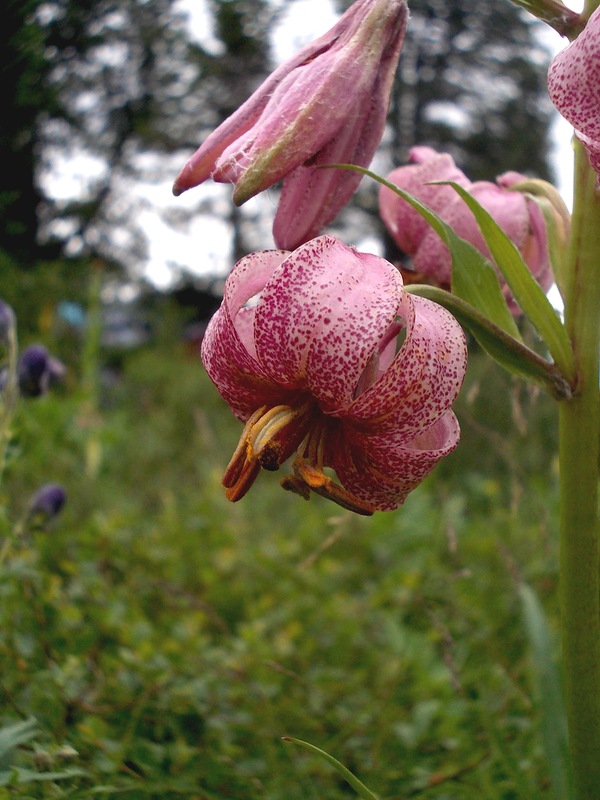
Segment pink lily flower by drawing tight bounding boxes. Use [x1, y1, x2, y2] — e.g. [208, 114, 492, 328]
[547, 6, 600, 179]
[173, 0, 408, 251]
[379, 147, 553, 309]
[201, 234, 467, 514]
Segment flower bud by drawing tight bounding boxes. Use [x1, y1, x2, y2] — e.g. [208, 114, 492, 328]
[379, 147, 559, 311]
[173, 0, 408, 250]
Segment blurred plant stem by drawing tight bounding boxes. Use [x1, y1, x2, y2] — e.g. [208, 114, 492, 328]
[80, 262, 103, 479]
[559, 140, 600, 800]
[0, 311, 18, 488]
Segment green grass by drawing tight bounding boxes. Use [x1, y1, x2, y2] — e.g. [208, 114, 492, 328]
[0, 325, 562, 799]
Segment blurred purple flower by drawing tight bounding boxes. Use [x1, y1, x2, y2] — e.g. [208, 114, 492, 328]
[18, 345, 66, 398]
[0, 301, 16, 346]
[28, 483, 67, 526]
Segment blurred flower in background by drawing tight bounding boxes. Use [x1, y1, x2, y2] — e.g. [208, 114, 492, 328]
[17, 345, 66, 399]
[379, 146, 562, 311]
[26, 483, 67, 530]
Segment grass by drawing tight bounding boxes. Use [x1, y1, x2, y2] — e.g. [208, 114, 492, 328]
[0, 311, 562, 799]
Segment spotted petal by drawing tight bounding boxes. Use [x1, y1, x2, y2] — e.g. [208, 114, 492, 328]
[201, 249, 292, 420]
[343, 295, 467, 437]
[253, 235, 404, 411]
[330, 410, 461, 510]
[547, 7, 600, 177]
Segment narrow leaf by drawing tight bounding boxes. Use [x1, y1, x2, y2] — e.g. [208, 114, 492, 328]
[0, 719, 38, 766]
[439, 182, 576, 383]
[406, 285, 572, 399]
[327, 164, 520, 339]
[282, 737, 379, 800]
[519, 584, 574, 800]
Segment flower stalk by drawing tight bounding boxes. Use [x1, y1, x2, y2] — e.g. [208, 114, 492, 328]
[559, 140, 600, 800]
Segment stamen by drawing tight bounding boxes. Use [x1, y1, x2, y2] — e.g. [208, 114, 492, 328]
[221, 400, 314, 501]
[222, 406, 267, 489]
[289, 421, 375, 516]
[292, 458, 375, 516]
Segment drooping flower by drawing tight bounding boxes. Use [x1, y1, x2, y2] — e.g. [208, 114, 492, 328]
[548, 7, 600, 179]
[379, 146, 556, 309]
[201, 234, 467, 514]
[173, 0, 408, 251]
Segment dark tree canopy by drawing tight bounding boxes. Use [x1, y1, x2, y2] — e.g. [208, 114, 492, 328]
[388, 0, 555, 180]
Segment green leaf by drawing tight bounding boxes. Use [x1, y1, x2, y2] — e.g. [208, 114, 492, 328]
[0, 767, 87, 787]
[406, 285, 572, 399]
[519, 584, 574, 800]
[438, 182, 576, 384]
[328, 164, 520, 340]
[282, 737, 379, 800]
[0, 719, 38, 768]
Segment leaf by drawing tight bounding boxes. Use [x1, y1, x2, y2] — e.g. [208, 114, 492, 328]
[438, 182, 576, 384]
[328, 164, 520, 340]
[0, 719, 38, 768]
[519, 584, 574, 800]
[282, 737, 379, 800]
[406, 285, 572, 399]
[0, 767, 87, 787]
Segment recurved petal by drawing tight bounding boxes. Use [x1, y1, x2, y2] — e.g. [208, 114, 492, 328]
[330, 410, 461, 510]
[201, 249, 293, 420]
[343, 295, 467, 435]
[547, 6, 600, 142]
[253, 236, 404, 410]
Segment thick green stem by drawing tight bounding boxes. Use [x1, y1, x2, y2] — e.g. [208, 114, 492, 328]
[559, 142, 600, 800]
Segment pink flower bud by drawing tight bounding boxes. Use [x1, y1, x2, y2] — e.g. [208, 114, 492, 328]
[548, 7, 600, 179]
[379, 147, 555, 310]
[173, 0, 408, 251]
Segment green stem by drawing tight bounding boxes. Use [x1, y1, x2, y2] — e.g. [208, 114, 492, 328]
[559, 142, 600, 800]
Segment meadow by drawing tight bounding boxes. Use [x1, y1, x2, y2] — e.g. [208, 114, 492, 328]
[0, 291, 563, 799]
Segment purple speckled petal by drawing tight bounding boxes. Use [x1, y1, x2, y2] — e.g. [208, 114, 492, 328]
[341, 295, 467, 436]
[329, 410, 461, 510]
[548, 7, 600, 141]
[548, 7, 600, 175]
[254, 235, 404, 410]
[201, 249, 295, 420]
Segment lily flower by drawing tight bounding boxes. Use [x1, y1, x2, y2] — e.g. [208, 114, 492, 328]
[173, 0, 408, 251]
[201, 234, 467, 514]
[547, 6, 600, 180]
[379, 147, 555, 309]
